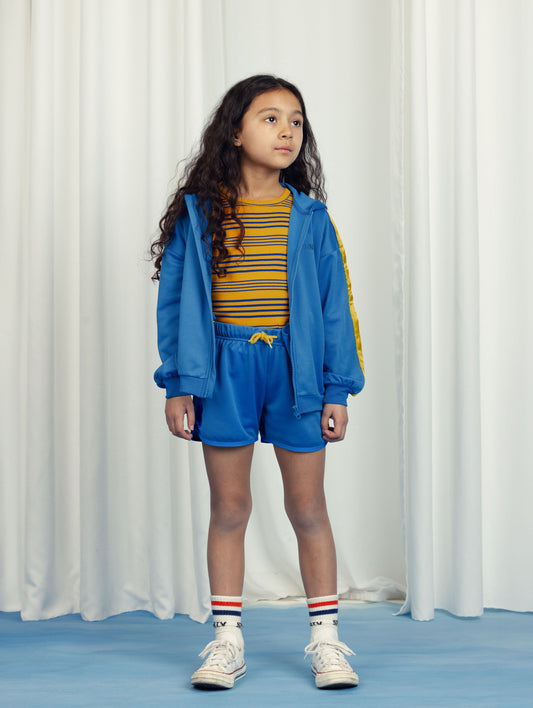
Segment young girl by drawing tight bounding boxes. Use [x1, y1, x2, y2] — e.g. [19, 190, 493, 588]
[151, 75, 365, 690]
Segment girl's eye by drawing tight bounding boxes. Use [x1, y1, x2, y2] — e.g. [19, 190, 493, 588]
[265, 116, 276, 123]
[292, 120, 302, 127]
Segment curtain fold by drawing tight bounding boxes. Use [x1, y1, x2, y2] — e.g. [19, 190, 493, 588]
[393, 0, 483, 621]
[0, 0, 29, 613]
[476, 0, 533, 611]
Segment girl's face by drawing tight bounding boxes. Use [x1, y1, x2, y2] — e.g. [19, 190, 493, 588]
[233, 89, 304, 177]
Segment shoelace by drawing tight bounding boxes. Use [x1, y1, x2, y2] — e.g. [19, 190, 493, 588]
[304, 639, 355, 670]
[198, 640, 240, 669]
[248, 332, 278, 348]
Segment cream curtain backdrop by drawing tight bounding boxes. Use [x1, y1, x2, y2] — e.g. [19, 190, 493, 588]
[0, 0, 531, 623]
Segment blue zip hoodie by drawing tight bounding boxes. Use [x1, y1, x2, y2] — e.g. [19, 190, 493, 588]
[154, 184, 364, 416]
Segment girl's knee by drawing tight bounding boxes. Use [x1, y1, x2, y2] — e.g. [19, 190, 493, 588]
[211, 494, 252, 533]
[285, 495, 329, 535]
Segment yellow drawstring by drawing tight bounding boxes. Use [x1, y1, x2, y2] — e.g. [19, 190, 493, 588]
[248, 332, 278, 348]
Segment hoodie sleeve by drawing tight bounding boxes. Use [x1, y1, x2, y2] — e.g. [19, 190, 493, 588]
[318, 212, 365, 404]
[154, 219, 187, 398]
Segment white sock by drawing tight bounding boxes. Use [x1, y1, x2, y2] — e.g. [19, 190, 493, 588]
[307, 594, 339, 642]
[211, 595, 244, 648]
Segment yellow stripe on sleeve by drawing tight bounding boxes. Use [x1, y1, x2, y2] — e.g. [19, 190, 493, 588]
[330, 217, 365, 378]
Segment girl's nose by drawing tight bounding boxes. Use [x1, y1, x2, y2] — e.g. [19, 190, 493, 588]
[279, 123, 292, 139]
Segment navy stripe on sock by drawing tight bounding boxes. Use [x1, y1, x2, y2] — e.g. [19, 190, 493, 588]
[212, 610, 242, 617]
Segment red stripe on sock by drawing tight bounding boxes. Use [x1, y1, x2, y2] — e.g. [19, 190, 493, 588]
[307, 600, 338, 609]
[211, 601, 242, 608]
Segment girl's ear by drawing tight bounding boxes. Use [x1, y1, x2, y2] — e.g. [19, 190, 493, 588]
[233, 135, 241, 147]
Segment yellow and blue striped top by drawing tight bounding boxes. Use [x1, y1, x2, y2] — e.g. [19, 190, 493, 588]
[212, 188, 292, 327]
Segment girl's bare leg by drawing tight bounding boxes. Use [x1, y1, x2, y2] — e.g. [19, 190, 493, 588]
[274, 446, 337, 597]
[202, 443, 254, 596]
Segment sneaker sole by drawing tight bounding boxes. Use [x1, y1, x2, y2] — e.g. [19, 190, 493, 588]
[313, 668, 359, 689]
[191, 664, 246, 690]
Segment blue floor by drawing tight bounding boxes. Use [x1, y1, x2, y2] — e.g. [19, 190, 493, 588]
[1, 602, 532, 707]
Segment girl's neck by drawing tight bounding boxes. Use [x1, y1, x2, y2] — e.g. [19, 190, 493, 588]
[237, 171, 284, 202]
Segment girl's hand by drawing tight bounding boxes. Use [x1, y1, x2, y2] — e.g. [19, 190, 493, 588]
[165, 395, 195, 440]
[321, 403, 348, 442]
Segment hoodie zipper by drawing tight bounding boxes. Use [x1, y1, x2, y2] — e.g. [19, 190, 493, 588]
[288, 211, 313, 417]
[186, 196, 215, 394]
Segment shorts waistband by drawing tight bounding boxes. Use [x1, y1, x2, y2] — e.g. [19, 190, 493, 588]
[214, 320, 289, 345]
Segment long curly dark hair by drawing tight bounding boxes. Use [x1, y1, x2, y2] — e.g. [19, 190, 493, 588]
[150, 75, 326, 281]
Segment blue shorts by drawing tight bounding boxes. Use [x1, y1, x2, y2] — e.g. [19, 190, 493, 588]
[192, 321, 326, 452]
